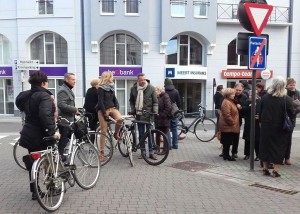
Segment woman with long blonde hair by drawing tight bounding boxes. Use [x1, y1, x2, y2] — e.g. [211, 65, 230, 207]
[97, 71, 122, 161]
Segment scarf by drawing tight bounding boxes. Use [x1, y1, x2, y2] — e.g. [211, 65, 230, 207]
[100, 82, 115, 92]
[135, 81, 148, 115]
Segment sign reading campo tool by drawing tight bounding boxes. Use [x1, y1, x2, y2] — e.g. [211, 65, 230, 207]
[248, 36, 267, 70]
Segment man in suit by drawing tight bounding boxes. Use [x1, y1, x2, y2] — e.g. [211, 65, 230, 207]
[57, 73, 79, 159]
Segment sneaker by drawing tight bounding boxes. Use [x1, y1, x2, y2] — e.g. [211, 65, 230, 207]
[149, 154, 158, 160]
[172, 145, 178, 149]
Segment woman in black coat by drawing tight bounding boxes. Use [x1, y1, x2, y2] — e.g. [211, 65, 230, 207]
[154, 86, 172, 155]
[259, 77, 295, 177]
[83, 79, 100, 131]
[15, 71, 60, 200]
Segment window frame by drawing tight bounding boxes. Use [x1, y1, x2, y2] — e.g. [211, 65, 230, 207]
[100, 0, 115, 15]
[30, 33, 68, 65]
[170, 0, 187, 18]
[193, 0, 210, 18]
[37, 0, 54, 15]
[0, 35, 10, 65]
[166, 35, 203, 66]
[227, 39, 248, 68]
[100, 33, 142, 66]
[124, 0, 140, 16]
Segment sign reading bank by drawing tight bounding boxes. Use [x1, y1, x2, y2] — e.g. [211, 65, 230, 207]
[165, 66, 207, 80]
[99, 66, 142, 77]
[0, 66, 13, 77]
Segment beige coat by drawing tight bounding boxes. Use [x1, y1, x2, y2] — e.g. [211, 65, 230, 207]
[218, 98, 240, 133]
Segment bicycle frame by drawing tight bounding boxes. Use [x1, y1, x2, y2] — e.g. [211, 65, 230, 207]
[180, 112, 202, 134]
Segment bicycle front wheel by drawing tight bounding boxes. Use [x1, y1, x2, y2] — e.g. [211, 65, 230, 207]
[89, 131, 113, 166]
[194, 117, 216, 142]
[13, 139, 27, 170]
[73, 141, 100, 190]
[141, 129, 169, 166]
[118, 127, 129, 157]
[34, 155, 65, 212]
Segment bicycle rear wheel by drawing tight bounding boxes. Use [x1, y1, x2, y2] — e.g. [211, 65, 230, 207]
[89, 131, 113, 166]
[13, 139, 27, 170]
[73, 141, 100, 190]
[194, 117, 216, 142]
[34, 155, 65, 212]
[118, 127, 129, 157]
[141, 129, 169, 166]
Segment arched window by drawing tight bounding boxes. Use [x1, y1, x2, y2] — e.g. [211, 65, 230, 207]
[30, 33, 68, 64]
[100, 33, 141, 65]
[0, 35, 10, 64]
[166, 35, 203, 66]
[227, 39, 247, 66]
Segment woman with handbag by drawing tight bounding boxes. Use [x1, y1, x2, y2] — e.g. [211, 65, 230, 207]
[259, 77, 295, 177]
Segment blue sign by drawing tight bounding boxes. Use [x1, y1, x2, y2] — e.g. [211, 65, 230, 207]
[248, 36, 267, 70]
[165, 68, 175, 78]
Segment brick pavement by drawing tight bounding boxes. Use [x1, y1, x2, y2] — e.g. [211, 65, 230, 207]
[0, 117, 300, 213]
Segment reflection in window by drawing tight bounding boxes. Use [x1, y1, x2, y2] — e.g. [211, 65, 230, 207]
[193, 0, 209, 17]
[170, 0, 186, 17]
[0, 35, 10, 64]
[227, 39, 247, 66]
[30, 33, 68, 64]
[38, 0, 53, 15]
[100, 33, 141, 65]
[166, 35, 202, 66]
[100, 0, 115, 14]
[125, 0, 139, 14]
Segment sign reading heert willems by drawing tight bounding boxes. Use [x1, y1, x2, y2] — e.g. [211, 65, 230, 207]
[99, 67, 142, 77]
[165, 66, 207, 80]
[16, 60, 40, 70]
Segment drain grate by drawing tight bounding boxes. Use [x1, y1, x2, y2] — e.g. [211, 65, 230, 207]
[249, 183, 299, 195]
[169, 161, 218, 172]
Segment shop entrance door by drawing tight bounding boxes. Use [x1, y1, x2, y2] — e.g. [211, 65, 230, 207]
[0, 78, 14, 114]
[172, 80, 202, 113]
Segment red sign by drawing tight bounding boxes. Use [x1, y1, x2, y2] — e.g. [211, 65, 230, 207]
[221, 69, 273, 79]
[244, 3, 273, 36]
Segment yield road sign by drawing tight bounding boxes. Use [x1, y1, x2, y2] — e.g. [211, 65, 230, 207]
[244, 3, 273, 36]
[248, 36, 267, 70]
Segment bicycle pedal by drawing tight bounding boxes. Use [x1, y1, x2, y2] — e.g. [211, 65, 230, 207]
[64, 164, 76, 170]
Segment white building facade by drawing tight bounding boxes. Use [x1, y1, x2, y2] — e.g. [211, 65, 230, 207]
[0, 0, 298, 116]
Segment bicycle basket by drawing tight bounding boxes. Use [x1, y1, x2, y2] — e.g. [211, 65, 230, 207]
[74, 117, 88, 139]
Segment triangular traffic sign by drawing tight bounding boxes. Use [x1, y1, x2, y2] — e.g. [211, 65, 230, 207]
[244, 3, 273, 36]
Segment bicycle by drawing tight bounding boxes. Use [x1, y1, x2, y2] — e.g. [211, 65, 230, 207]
[88, 115, 134, 166]
[177, 103, 216, 142]
[118, 110, 170, 166]
[30, 110, 101, 212]
[13, 138, 27, 170]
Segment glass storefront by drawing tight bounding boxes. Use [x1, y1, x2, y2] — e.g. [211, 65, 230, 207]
[0, 78, 14, 114]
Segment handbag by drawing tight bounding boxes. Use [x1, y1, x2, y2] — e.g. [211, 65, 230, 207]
[283, 96, 294, 132]
[169, 102, 179, 118]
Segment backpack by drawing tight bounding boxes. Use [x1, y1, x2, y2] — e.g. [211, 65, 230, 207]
[169, 102, 179, 118]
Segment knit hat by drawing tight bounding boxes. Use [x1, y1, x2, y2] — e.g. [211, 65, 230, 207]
[164, 78, 173, 86]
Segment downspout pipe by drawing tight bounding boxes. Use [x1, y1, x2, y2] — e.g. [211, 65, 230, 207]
[81, 0, 86, 96]
[287, 0, 293, 78]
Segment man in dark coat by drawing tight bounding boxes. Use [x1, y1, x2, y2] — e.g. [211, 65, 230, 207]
[164, 78, 182, 149]
[16, 70, 60, 200]
[232, 83, 248, 158]
[129, 73, 158, 159]
[57, 73, 79, 158]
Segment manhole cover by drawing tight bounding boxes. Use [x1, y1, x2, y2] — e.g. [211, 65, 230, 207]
[169, 161, 218, 172]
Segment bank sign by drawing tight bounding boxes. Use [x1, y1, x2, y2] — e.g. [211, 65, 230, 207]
[99, 66, 142, 77]
[165, 66, 207, 80]
[0, 66, 12, 77]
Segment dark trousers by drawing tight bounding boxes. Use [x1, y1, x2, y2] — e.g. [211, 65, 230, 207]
[244, 140, 259, 157]
[58, 125, 70, 156]
[221, 132, 240, 159]
[231, 132, 240, 155]
[285, 128, 294, 160]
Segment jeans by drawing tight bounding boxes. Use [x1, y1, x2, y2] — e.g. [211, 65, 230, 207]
[168, 117, 178, 149]
[138, 123, 153, 154]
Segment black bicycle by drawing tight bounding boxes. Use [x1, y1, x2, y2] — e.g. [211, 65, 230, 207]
[177, 103, 216, 142]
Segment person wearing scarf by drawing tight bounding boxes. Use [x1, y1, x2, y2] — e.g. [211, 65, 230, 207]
[97, 71, 122, 161]
[129, 73, 158, 160]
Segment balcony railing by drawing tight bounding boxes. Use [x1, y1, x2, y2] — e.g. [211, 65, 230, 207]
[217, 3, 290, 23]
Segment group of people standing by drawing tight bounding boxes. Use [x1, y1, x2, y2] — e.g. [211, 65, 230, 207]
[16, 70, 183, 199]
[214, 77, 299, 177]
